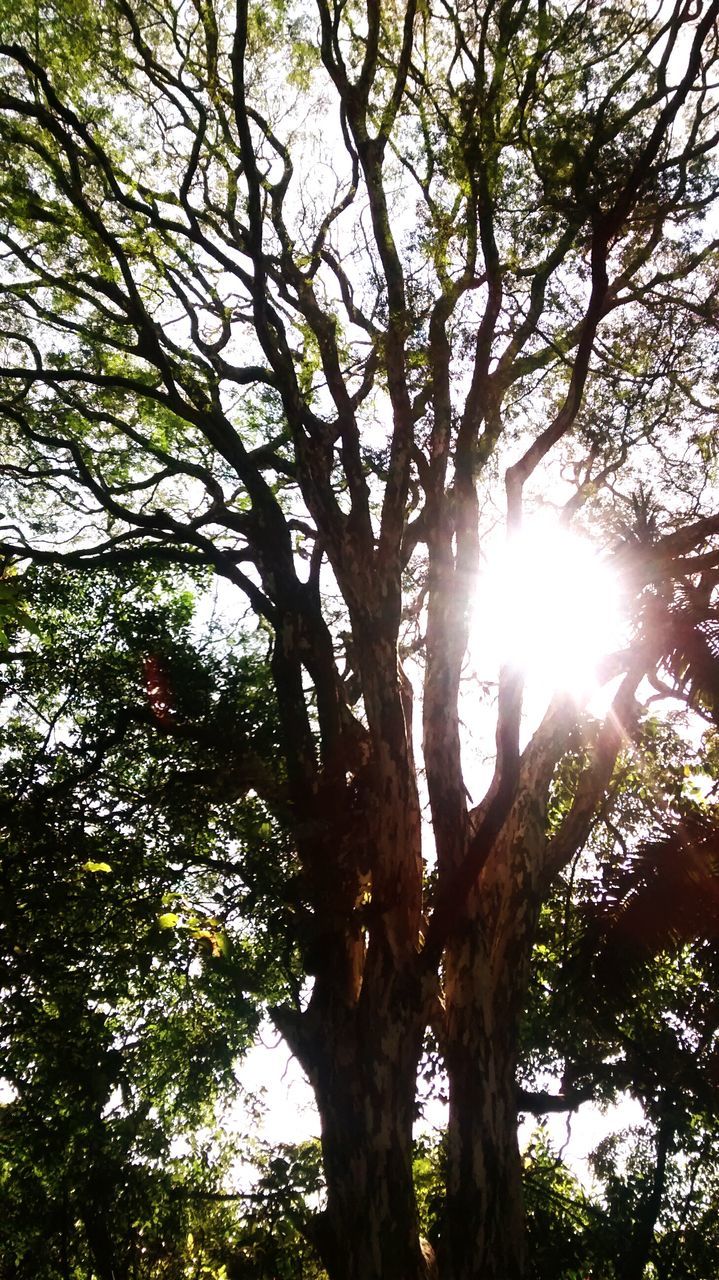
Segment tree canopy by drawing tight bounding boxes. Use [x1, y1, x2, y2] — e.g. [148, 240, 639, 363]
[1, 1, 719, 1278]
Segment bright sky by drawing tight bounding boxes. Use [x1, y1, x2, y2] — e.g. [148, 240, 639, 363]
[468, 514, 628, 732]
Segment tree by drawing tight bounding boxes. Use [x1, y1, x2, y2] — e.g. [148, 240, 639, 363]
[1, 1, 719, 1276]
[517, 712, 719, 1279]
[0, 565, 278, 1279]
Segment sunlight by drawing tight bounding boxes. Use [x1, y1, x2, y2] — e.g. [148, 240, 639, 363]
[473, 516, 625, 702]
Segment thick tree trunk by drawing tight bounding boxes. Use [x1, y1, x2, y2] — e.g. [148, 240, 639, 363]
[442, 928, 528, 1280]
[276, 645, 431, 1279]
[315, 1038, 426, 1280]
[440, 771, 554, 1280]
[277, 964, 432, 1280]
[437, 718, 565, 1280]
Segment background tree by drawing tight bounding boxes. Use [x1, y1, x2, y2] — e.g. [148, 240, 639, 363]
[517, 711, 719, 1279]
[1, 1, 719, 1277]
[0, 566, 293, 1279]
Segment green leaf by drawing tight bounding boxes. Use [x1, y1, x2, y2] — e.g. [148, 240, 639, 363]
[82, 860, 112, 873]
[215, 928, 231, 959]
[158, 911, 180, 929]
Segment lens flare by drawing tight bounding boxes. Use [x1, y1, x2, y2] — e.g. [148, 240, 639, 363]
[473, 518, 624, 701]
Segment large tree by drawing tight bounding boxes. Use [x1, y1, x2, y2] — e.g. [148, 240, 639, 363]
[1, 1, 719, 1276]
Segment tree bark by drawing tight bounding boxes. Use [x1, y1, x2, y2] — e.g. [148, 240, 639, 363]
[440, 751, 556, 1280]
[442, 926, 530, 1280]
[315, 1028, 427, 1280]
[275, 717, 432, 1280]
[279, 963, 432, 1280]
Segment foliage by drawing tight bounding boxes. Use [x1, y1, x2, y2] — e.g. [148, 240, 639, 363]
[0, 566, 295, 1279]
[523, 1130, 603, 1280]
[223, 1140, 327, 1279]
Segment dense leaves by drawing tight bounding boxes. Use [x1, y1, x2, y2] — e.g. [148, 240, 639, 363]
[0, 568, 301, 1279]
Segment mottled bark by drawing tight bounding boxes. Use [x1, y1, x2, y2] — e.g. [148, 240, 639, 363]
[442, 928, 532, 1280]
[317, 1024, 427, 1278]
[275, 723, 431, 1280]
[279, 964, 432, 1280]
[440, 727, 562, 1280]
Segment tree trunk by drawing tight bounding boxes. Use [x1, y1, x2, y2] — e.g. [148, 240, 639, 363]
[277, 961, 433, 1280]
[273, 646, 432, 1279]
[316, 1041, 426, 1280]
[616, 1111, 674, 1280]
[442, 926, 529, 1280]
[440, 771, 553, 1280]
[437, 718, 565, 1280]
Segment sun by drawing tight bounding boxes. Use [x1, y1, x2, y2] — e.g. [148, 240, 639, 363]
[472, 516, 625, 703]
